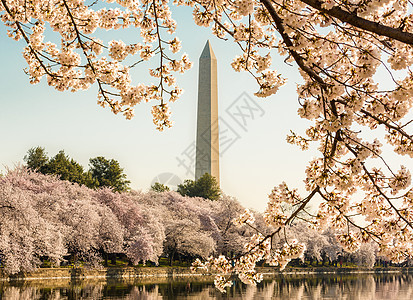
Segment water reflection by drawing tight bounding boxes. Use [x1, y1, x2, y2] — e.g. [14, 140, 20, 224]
[0, 273, 412, 299]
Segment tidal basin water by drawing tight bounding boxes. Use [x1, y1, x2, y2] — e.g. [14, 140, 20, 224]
[0, 273, 412, 299]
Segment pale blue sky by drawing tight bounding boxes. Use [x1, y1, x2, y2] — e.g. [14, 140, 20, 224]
[0, 6, 317, 212]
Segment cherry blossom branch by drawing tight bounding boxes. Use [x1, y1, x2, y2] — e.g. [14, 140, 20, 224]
[317, 190, 380, 240]
[260, 0, 327, 88]
[233, 185, 320, 260]
[359, 109, 413, 142]
[287, 186, 320, 225]
[361, 163, 413, 231]
[343, 143, 413, 230]
[343, 130, 397, 178]
[152, 0, 165, 102]
[300, 0, 413, 45]
[63, 0, 116, 110]
[334, 97, 413, 143]
[1, 0, 53, 77]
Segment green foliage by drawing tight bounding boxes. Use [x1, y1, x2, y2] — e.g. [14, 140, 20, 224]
[177, 179, 196, 197]
[151, 182, 170, 192]
[24, 146, 48, 171]
[89, 156, 130, 192]
[23, 147, 130, 192]
[177, 173, 221, 200]
[42, 150, 92, 186]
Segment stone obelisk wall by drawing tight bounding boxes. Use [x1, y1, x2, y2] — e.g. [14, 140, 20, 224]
[195, 41, 220, 185]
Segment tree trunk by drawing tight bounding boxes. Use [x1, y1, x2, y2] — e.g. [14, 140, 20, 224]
[104, 253, 108, 267]
[169, 250, 176, 266]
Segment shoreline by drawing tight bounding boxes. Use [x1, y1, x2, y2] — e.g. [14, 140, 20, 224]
[1, 266, 412, 283]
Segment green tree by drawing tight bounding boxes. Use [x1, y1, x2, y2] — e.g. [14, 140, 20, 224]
[24, 146, 49, 171]
[42, 150, 91, 186]
[151, 182, 170, 192]
[177, 179, 196, 197]
[23, 148, 130, 190]
[177, 173, 220, 201]
[89, 156, 130, 192]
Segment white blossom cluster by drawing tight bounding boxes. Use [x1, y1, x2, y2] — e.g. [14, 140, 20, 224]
[232, 208, 255, 226]
[1, 0, 192, 130]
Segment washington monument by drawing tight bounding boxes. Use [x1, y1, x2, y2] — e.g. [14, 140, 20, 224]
[195, 41, 220, 185]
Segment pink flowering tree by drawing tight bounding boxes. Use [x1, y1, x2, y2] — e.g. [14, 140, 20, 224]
[209, 195, 268, 257]
[0, 184, 66, 274]
[95, 189, 165, 265]
[2, 0, 413, 291]
[0, 168, 126, 273]
[349, 242, 377, 268]
[142, 191, 216, 264]
[27, 175, 124, 267]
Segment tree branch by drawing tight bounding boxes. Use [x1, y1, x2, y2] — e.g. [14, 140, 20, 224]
[301, 0, 413, 45]
[260, 0, 328, 88]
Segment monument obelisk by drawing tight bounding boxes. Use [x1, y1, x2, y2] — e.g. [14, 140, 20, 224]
[195, 40, 220, 185]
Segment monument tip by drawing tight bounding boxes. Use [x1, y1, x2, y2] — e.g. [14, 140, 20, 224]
[200, 40, 216, 60]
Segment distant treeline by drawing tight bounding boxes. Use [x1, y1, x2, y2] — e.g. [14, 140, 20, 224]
[24, 146, 221, 200]
[24, 146, 130, 192]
